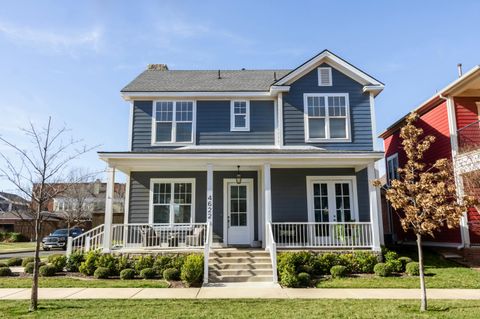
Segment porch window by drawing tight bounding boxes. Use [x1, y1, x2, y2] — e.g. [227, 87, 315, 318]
[154, 101, 194, 143]
[230, 100, 250, 131]
[386, 153, 399, 185]
[304, 93, 350, 142]
[150, 179, 195, 224]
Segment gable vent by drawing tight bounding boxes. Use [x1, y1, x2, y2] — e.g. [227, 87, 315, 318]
[318, 67, 332, 86]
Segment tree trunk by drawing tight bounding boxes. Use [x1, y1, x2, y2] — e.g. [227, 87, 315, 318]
[29, 213, 41, 312]
[416, 233, 427, 311]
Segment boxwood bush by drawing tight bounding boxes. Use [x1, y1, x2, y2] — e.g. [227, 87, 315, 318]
[24, 262, 46, 274]
[79, 251, 101, 276]
[330, 265, 347, 278]
[406, 262, 420, 276]
[180, 254, 203, 287]
[140, 267, 156, 279]
[297, 272, 311, 286]
[94, 267, 110, 279]
[39, 264, 57, 277]
[0, 267, 13, 277]
[120, 268, 135, 280]
[134, 255, 155, 274]
[374, 263, 392, 277]
[48, 254, 67, 272]
[0, 262, 7, 268]
[386, 259, 403, 273]
[6, 257, 22, 267]
[96, 253, 117, 276]
[163, 268, 180, 281]
[21, 257, 35, 267]
[66, 251, 85, 272]
[398, 257, 413, 272]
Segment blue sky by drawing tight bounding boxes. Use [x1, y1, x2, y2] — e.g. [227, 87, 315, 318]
[0, 0, 479, 190]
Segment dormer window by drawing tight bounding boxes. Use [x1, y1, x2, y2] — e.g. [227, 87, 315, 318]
[230, 100, 250, 131]
[153, 101, 195, 144]
[318, 67, 332, 86]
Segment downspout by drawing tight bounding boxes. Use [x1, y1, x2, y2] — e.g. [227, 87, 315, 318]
[439, 93, 465, 250]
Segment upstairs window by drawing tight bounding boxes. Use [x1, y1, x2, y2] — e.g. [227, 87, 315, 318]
[386, 153, 399, 185]
[304, 93, 350, 142]
[318, 67, 332, 86]
[153, 101, 194, 144]
[230, 100, 250, 131]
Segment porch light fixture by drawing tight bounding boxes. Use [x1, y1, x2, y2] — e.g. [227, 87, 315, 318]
[236, 165, 242, 184]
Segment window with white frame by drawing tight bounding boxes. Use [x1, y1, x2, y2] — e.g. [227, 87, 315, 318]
[154, 101, 194, 143]
[304, 93, 350, 141]
[386, 153, 399, 185]
[151, 179, 195, 224]
[230, 100, 250, 131]
[317, 67, 332, 86]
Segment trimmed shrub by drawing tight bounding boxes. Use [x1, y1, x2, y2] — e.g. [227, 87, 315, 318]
[171, 254, 186, 270]
[374, 263, 392, 277]
[337, 253, 355, 273]
[79, 251, 100, 276]
[153, 255, 172, 277]
[96, 254, 117, 276]
[386, 259, 403, 273]
[330, 265, 347, 278]
[406, 262, 420, 276]
[134, 255, 155, 274]
[0, 267, 13, 277]
[180, 254, 203, 286]
[120, 268, 135, 280]
[6, 257, 22, 266]
[398, 257, 413, 272]
[116, 255, 132, 274]
[48, 254, 67, 272]
[9, 232, 26, 242]
[280, 268, 299, 287]
[22, 257, 35, 267]
[384, 251, 399, 262]
[163, 268, 180, 281]
[353, 251, 379, 273]
[39, 264, 57, 277]
[24, 262, 46, 274]
[314, 253, 340, 275]
[94, 267, 110, 279]
[0, 262, 7, 268]
[297, 272, 311, 287]
[140, 268, 156, 279]
[66, 251, 84, 272]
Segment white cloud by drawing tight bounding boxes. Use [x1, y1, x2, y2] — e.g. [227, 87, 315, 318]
[0, 21, 103, 56]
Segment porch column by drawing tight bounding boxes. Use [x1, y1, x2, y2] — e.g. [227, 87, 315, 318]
[103, 166, 115, 252]
[367, 163, 382, 251]
[206, 163, 213, 227]
[263, 163, 272, 247]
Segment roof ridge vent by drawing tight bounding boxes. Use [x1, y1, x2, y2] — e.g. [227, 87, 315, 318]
[147, 64, 169, 71]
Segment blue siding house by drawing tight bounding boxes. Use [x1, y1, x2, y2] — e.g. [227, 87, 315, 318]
[74, 50, 385, 284]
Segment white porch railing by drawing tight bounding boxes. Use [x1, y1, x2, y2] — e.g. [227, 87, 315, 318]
[203, 221, 212, 284]
[266, 222, 278, 283]
[110, 223, 208, 250]
[271, 222, 373, 248]
[68, 224, 105, 255]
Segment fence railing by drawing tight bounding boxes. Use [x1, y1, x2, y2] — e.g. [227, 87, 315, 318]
[458, 119, 480, 154]
[203, 221, 212, 284]
[266, 222, 278, 283]
[110, 223, 208, 250]
[271, 222, 373, 248]
[68, 224, 105, 255]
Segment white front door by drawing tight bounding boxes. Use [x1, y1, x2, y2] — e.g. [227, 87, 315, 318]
[224, 179, 254, 245]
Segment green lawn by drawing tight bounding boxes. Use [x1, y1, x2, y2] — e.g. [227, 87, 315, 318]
[0, 299, 479, 318]
[0, 242, 36, 253]
[0, 277, 169, 288]
[317, 248, 480, 289]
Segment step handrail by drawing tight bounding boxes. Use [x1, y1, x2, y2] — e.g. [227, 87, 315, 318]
[67, 224, 105, 256]
[266, 222, 278, 284]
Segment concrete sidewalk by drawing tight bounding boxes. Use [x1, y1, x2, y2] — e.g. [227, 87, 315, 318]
[1, 288, 480, 300]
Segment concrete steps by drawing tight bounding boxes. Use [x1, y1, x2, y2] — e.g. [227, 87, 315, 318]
[208, 249, 274, 283]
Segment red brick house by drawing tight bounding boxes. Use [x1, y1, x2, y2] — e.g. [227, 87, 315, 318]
[380, 65, 480, 248]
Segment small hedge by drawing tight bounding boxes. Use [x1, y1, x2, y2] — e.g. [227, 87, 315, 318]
[384, 251, 399, 262]
[66, 251, 85, 272]
[0, 262, 6, 268]
[386, 259, 403, 273]
[330, 265, 347, 278]
[48, 254, 67, 272]
[120, 268, 135, 280]
[163, 268, 180, 281]
[94, 267, 110, 279]
[79, 251, 101, 276]
[39, 264, 57, 277]
[406, 262, 420, 276]
[398, 257, 413, 271]
[24, 262, 46, 274]
[6, 257, 22, 267]
[134, 255, 155, 274]
[140, 268, 156, 279]
[180, 254, 203, 286]
[0, 267, 13, 277]
[96, 254, 117, 276]
[297, 272, 311, 287]
[374, 263, 392, 277]
[22, 257, 35, 267]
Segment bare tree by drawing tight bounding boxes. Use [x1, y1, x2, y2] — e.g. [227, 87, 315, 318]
[374, 113, 477, 312]
[0, 117, 97, 312]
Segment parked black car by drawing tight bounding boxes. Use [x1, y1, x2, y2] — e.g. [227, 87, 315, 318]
[41, 228, 83, 251]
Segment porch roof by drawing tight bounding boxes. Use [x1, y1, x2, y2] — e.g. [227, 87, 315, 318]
[98, 150, 383, 173]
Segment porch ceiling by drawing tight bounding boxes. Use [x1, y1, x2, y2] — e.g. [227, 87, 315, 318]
[98, 151, 383, 174]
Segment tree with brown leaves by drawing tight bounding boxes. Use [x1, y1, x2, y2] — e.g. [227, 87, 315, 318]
[374, 113, 477, 312]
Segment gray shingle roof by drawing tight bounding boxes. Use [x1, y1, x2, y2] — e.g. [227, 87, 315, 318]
[121, 69, 291, 92]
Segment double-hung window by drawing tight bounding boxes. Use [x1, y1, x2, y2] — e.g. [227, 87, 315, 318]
[150, 179, 195, 224]
[230, 100, 250, 131]
[386, 153, 399, 185]
[154, 101, 194, 143]
[304, 93, 350, 142]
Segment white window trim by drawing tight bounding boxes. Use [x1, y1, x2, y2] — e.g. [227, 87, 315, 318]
[386, 153, 399, 185]
[230, 100, 250, 131]
[317, 67, 333, 86]
[148, 178, 196, 225]
[306, 176, 359, 223]
[303, 93, 351, 143]
[151, 100, 197, 146]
